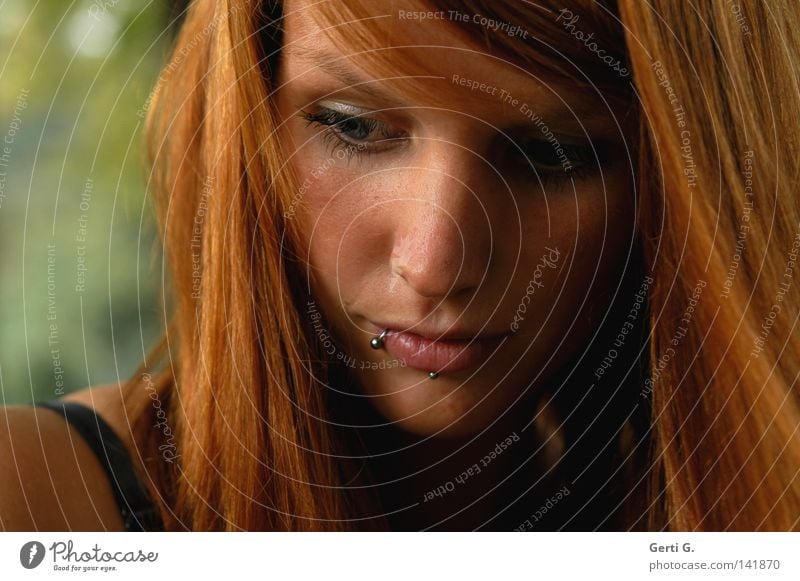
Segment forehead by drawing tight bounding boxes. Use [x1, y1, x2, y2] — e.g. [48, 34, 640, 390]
[278, 0, 618, 126]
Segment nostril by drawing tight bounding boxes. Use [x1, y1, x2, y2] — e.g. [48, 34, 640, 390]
[390, 243, 471, 300]
[388, 200, 490, 299]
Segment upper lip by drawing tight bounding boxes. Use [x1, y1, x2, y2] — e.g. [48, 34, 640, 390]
[369, 320, 509, 341]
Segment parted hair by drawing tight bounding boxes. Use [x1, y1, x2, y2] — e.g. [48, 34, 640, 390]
[125, 0, 800, 530]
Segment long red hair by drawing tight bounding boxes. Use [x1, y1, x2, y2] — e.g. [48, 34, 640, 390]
[124, 0, 800, 530]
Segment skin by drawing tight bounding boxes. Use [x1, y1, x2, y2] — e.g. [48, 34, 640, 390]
[0, 1, 637, 532]
[272, 1, 637, 528]
[274, 0, 636, 441]
[0, 385, 135, 531]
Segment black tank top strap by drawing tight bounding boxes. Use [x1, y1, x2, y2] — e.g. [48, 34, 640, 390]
[34, 399, 162, 532]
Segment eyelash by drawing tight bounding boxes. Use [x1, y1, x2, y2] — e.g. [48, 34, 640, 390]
[299, 106, 607, 185]
[515, 140, 604, 189]
[300, 107, 404, 162]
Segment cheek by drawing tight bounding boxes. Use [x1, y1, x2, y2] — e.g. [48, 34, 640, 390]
[513, 178, 634, 307]
[542, 176, 633, 256]
[575, 178, 636, 270]
[292, 158, 385, 298]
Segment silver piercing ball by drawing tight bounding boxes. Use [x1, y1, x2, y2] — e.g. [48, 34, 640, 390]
[370, 329, 389, 350]
[429, 371, 439, 380]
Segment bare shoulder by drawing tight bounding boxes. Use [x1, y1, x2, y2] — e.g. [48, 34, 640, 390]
[0, 384, 131, 531]
[62, 383, 137, 451]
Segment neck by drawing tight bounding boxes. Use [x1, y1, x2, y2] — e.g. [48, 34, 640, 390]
[349, 387, 543, 531]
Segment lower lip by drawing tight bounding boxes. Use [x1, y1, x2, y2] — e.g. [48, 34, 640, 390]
[382, 330, 507, 373]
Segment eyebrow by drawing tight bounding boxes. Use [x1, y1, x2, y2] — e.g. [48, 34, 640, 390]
[281, 43, 435, 107]
[282, 44, 622, 129]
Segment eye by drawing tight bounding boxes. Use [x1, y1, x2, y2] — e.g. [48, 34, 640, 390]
[521, 139, 592, 170]
[513, 136, 610, 187]
[299, 105, 406, 159]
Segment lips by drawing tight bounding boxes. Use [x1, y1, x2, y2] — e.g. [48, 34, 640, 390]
[380, 328, 508, 373]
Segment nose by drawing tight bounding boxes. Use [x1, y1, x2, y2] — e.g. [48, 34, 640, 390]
[389, 155, 492, 299]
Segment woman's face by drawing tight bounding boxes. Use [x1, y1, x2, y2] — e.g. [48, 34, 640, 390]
[274, 0, 636, 438]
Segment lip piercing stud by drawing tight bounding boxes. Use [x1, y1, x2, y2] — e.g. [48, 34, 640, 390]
[428, 371, 439, 380]
[370, 329, 389, 350]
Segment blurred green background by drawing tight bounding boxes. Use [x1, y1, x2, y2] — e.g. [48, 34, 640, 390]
[0, 0, 184, 404]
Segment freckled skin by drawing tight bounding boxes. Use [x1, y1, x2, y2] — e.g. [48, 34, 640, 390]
[274, 0, 635, 438]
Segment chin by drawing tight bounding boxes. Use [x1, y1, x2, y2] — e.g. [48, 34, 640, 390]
[386, 405, 497, 439]
[361, 369, 516, 439]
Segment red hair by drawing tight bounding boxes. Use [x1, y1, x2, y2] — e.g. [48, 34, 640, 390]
[124, 0, 800, 530]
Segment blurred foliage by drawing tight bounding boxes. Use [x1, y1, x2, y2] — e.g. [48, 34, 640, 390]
[0, 0, 176, 404]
